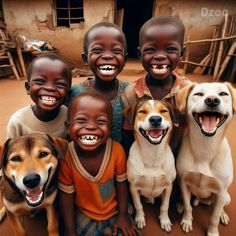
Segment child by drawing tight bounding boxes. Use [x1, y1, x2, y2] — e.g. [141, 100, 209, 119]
[69, 22, 129, 144]
[7, 53, 72, 139]
[58, 93, 138, 236]
[122, 16, 191, 155]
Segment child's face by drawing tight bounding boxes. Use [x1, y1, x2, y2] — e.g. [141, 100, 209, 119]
[84, 26, 126, 81]
[68, 95, 112, 151]
[25, 58, 70, 111]
[139, 24, 183, 80]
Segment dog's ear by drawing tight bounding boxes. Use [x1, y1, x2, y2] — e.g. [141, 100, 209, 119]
[0, 139, 11, 169]
[123, 103, 139, 126]
[46, 135, 68, 160]
[176, 83, 196, 114]
[225, 82, 236, 113]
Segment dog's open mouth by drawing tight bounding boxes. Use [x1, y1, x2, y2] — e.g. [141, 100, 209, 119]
[193, 111, 228, 136]
[139, 127, 168, 144]
[23, 167, 52, 207]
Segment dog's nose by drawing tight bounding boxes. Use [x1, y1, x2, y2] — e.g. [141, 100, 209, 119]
[149, 116, 162, 127]
[204, 96, 221, 107]
[23, 174, 41, 189]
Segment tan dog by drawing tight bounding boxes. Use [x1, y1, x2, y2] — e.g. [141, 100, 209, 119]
[176, 82, 235, 236]
[0, 133, 68, 236]
[124, 100, 176, 232]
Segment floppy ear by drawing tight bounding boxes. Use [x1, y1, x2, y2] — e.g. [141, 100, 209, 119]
[46, 135, 68, 160]
[0, 139, 11, 169]
[176, 83, 196, 114]
[225, 82, 236, 113]
[123, 103, 139, 127]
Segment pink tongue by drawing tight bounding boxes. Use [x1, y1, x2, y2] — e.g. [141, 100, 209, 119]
[201, 115, 217, 131]
[27, 187, 42, 201]
[147, 129, 162, 138]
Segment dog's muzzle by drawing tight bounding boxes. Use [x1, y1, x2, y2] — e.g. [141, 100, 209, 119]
[22, 167, 52, 207]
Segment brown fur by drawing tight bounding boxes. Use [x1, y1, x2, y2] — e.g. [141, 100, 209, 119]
[0, 133, 68, 236]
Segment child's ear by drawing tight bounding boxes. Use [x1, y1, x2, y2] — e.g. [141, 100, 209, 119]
[180, 46, 185, 59]
[82, 53, 88, 65]
[25, 81, 30, 95]
[137, 46, 141, 59]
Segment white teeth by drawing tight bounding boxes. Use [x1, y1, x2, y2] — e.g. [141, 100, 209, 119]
[80, 135, 99, 145]
[25, 191, 43, 204]
[151, 65, 168, 74]
[98, 65, 116, 75]
[41, 96, 57, 105]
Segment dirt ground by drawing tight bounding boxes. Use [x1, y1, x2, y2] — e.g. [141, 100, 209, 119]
[0, 70, 236, 235]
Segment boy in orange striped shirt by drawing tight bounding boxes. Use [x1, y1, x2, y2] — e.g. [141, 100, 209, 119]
[58, 93, 138, 236]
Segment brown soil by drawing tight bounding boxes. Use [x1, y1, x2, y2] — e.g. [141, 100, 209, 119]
[0, 72, 236, 236]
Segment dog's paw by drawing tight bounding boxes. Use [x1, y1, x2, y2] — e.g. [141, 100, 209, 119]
[0, 206, 6, 222]
[180, 217, 193, 233]
[207, 230, 219, 236]
[220, 209, 230, 225]
[135, 212, 146, 229]
[160, 217, 172, 232]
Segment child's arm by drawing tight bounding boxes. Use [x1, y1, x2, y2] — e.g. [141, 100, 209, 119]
[113, 180, 137, 236]
[58, 190, 77, 236]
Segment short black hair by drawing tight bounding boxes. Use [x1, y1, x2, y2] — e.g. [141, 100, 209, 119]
[27, 53, 72, 87]
[83, 22, 127, 55]
[139, 16, 185, 47]
[67, 92, 113, 124]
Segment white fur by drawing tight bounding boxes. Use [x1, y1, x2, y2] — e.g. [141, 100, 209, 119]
[127, 100, 176, 232]
[177, 83, 234, 236]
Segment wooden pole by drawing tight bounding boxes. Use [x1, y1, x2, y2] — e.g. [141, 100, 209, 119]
[216, 41, 236, 81]
[183, 31, 190, 74]
[213, 13, 228, 81]
[15, 36, 27, 77]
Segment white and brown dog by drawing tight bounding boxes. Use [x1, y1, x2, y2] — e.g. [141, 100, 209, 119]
[176, 82, 235, 236]
[0, 133, 68, 236]
[124, 100, 176, 232]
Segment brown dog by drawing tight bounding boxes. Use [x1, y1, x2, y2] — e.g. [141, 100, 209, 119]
[0, 133, 68, 236]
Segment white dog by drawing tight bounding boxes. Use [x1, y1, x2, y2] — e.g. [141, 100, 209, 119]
[176, 82, 235, 236]
[124, 100, 176, 232]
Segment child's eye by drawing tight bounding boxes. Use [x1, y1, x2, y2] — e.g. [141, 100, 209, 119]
[97, 119, 109, 125]
[112, 48, 123, 54]
[73, 117, 87, 124]
[91, 47, 103, 53]
[32, 78, 45, 85]
[56, 82, 68, 89]
[143, 48, 155, 54]
[166, 47, 178, 53]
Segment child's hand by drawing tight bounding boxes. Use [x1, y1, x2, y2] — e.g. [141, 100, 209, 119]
[113, 213, 137, 236]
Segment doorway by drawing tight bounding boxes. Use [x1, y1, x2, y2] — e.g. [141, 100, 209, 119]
[117, 0, 153, 58]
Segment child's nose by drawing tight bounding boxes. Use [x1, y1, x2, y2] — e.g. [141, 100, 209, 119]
[153, 51, 167, 61]
[102, 51, 114, 60]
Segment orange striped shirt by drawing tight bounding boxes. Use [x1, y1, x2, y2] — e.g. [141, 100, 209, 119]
[58, 139, 127, 221]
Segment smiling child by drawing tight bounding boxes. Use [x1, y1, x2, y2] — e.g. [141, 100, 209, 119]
[58, 93, 138, 236]
[69, 22, 129, 143]
[7, 53, 71, 139]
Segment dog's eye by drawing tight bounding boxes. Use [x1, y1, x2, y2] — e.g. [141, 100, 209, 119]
[10, 156, 21, 162]
[138, 110, 147, 114]
[219, 92, 228, 96]
[39, 152, 49, 158]
[160, 109, 168, 113]
[194, 92, 204, 96]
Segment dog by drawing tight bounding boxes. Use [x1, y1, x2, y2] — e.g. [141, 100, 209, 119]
[176, 82, 236, 236]
[124, 100, 176, 232]
[0, 133, 68, 236]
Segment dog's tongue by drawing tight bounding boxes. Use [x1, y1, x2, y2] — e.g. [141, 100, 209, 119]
[27, 187, 42, 201]
[201, 115, 217, 131]
[147, 129, 162, 138]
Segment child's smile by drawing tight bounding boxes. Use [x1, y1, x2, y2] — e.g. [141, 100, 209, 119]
[68, 94, 112, 152]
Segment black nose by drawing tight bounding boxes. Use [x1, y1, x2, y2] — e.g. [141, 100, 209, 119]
[23, 174, 41, 189]
[204, 96, 221, 108]
[149, 116, 162, 127]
